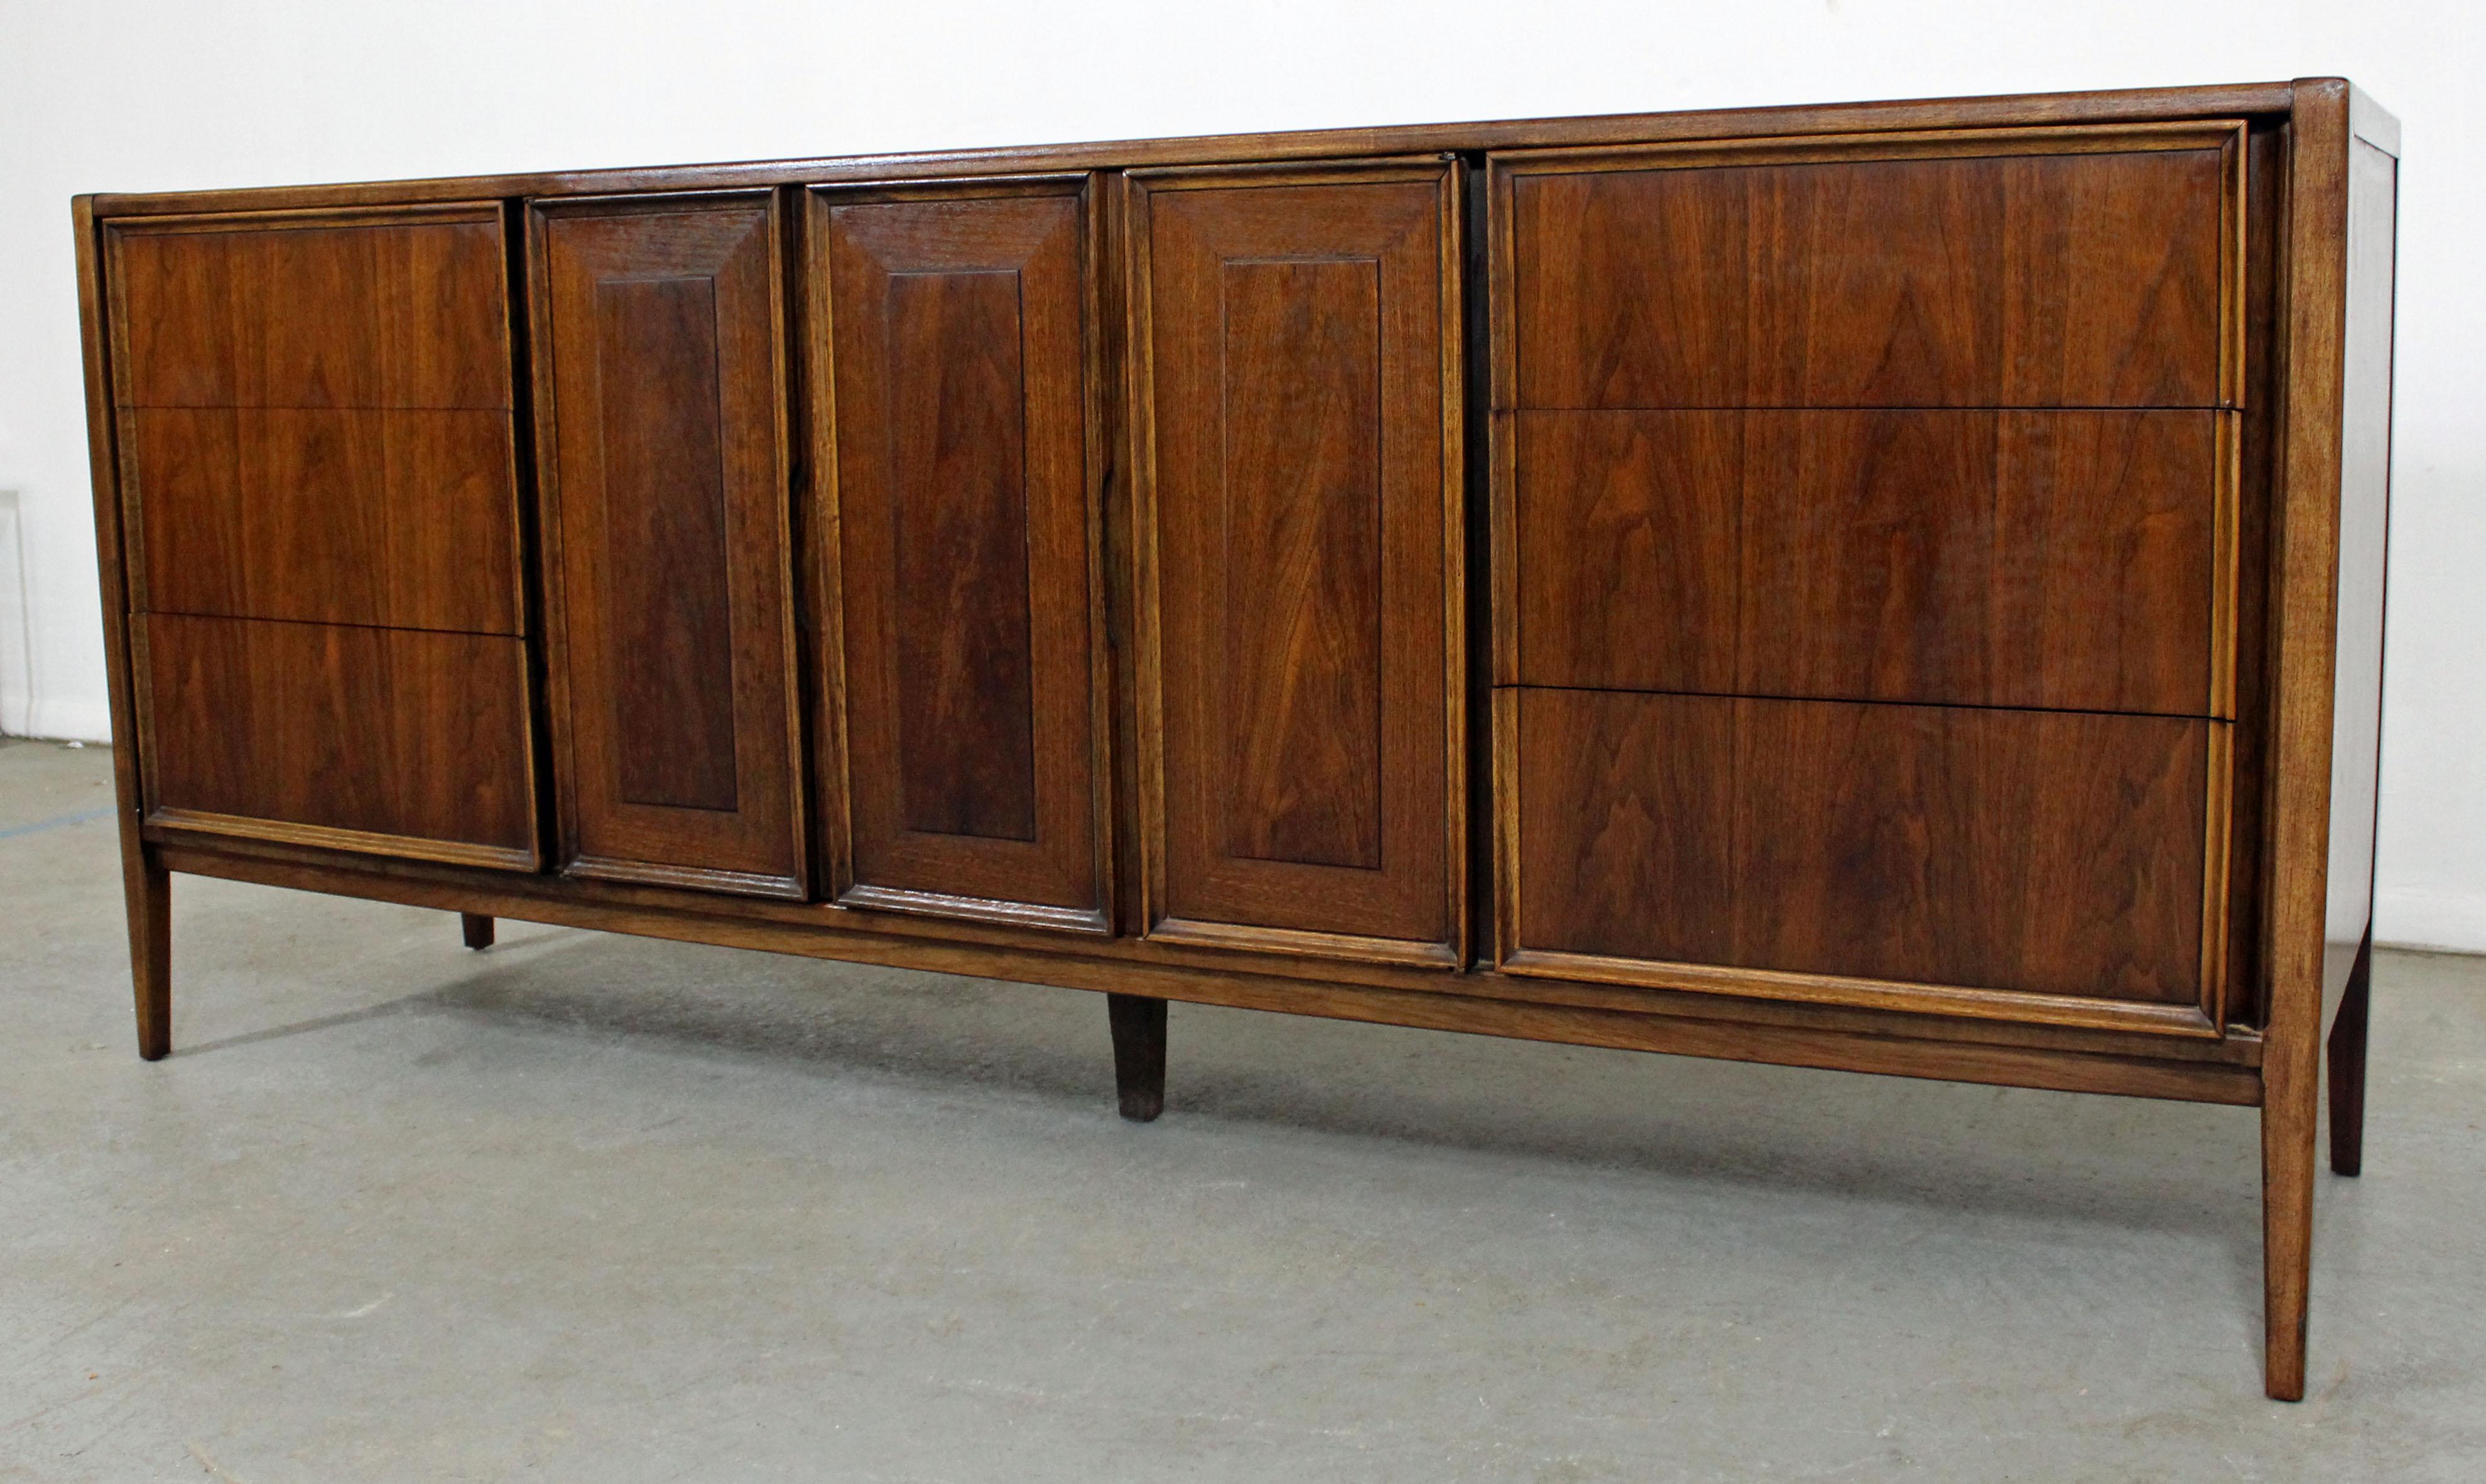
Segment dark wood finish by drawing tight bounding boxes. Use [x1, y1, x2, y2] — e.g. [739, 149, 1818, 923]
[1127, 159, 1463, 962]
[460, 913, 496, 950]
[106, 207, 511, 410]
[1498, 125, 2240, 410]
[1506, 688, 2217, 1026]
[122, 407, 521, 632]
[74, 82, 2394, 1402]
[136, 613, 537, 866]
[2328, 929, 2371, 1177]
[533, 193, 806, 897]
[810, 176, 1109, 931]
[1511, 409, 2226, 713]
[1106, 993, 1168, 1121]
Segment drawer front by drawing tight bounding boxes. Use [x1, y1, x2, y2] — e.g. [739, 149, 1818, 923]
[1127, 161, 1462, 963]
[1502, 688, 2223, 1029]
[811, 178, 1109, 933]
[1510, 408, 2228, 715]
[1495, 125, 2240, 410]
[109, 209, 511, 410]
[138, 614, 538, 868]
[122, 406, 521, 634]
[535, 193, 807, 898]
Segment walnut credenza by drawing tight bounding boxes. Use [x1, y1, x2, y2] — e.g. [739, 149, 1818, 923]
[73, 80, 2397, 1399]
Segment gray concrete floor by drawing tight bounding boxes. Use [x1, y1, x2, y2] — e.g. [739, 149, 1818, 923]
[2, 738, 2482, 1483]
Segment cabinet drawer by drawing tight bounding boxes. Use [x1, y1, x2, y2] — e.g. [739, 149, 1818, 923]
[1494, 124, 2240, 410]
[107, 207, 512, 410]
[123, 406, 522, 634]
[138, 614, 538, 868]
[1502, 688, 2224, 1030]
[1508, 408, 2228, 715]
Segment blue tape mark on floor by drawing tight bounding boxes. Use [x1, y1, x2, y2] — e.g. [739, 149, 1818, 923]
[0, 805, 116, 842]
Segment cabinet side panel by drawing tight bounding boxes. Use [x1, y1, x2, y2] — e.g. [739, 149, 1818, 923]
[2323, 137, 2395, 994]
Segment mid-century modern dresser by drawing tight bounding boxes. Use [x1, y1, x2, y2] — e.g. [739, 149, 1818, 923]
[73, 79, 2396, 1399]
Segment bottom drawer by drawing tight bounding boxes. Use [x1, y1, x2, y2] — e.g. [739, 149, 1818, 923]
[1503, 688, 2220, 1025]
[138, 613, 539, 868]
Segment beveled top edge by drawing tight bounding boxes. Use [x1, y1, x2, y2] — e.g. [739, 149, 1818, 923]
[86, 80, 2303, 218]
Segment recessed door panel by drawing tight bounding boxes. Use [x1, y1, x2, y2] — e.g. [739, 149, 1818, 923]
[1127, 161, 1462, 963]
[535, 194, 805, 897]
[811, 178, 1107, 931]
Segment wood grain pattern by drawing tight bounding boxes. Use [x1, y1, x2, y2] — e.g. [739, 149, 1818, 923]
[1509, 688, 2213, 1007]
[535, 194, 805, 895]
[813, 179, 1107, 928]
[1128, 160, 1461, 956]
[137, 612, 536, 864]
[1501, 127, 2238, 409]
[123, 406, 521, 633]
[1219, 256, 1386, 868]
[108, 208, 511, 409]
[594, 274, 741, 813]
[1512, 409, 2224, 714]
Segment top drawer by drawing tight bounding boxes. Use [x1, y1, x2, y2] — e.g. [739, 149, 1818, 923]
[1493, 124, 2243, 411]
[106, 205, 512, 409]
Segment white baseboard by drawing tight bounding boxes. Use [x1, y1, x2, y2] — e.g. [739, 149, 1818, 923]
[3, 691, 112, 744]
[2375, 886, 2486, 956]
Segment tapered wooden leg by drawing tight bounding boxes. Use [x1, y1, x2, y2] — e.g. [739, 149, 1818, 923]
[1107, 994, 1167, 1122]
[2328, 933, 2374, 1177]
[2263, 1054, 2317, 1401]
[460, 913, 496, 951]
[125, 857, 171, 1062]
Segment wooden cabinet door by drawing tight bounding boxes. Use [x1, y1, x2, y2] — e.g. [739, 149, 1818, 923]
[533, 193, 806, 897]
[809, 176, 1109, 933]
[1126, 160, 1463, 965]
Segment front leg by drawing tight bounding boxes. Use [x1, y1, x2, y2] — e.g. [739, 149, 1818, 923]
[1106, 994, 1168, 1122]
[125, 855, 170, 1061]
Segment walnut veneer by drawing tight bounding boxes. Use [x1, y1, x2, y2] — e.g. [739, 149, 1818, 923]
[73, 80, 2397, 1400]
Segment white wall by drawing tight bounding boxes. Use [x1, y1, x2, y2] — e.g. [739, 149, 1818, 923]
[1, 0, 2477, 947]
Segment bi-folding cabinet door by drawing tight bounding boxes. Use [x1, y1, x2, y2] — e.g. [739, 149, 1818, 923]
[1123, 159, 1467, 967]
[806, 175, 1113, 933]
[531, 192, 809, 898]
